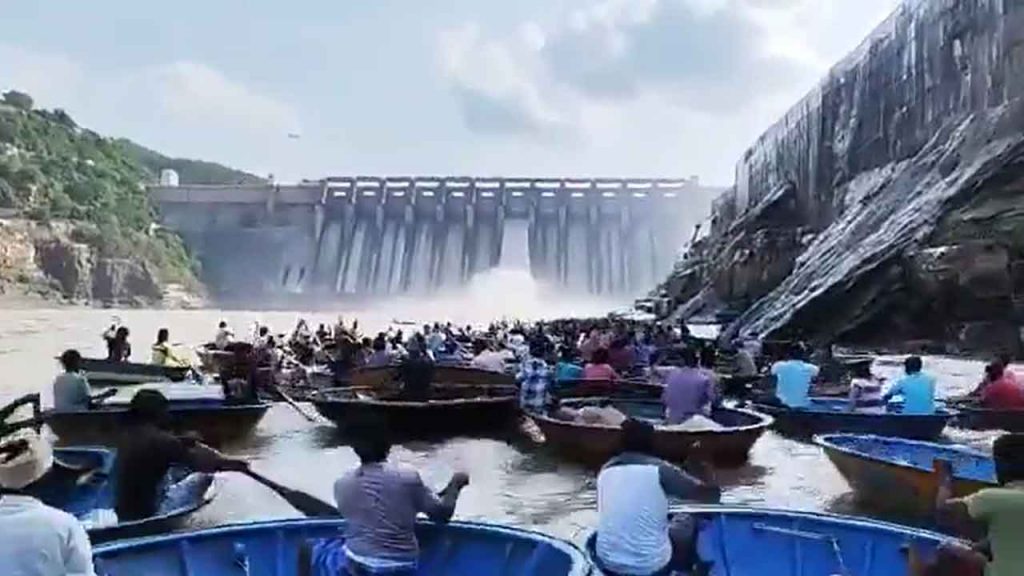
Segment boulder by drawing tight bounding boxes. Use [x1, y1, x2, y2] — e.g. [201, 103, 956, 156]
[34, 237, 93, 300]
[92, 258, 162, 305]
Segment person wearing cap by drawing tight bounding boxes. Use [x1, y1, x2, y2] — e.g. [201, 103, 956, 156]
[52, 349, 116, 412]
[113, 389, 248, 522]
[0, 430, 96, 576]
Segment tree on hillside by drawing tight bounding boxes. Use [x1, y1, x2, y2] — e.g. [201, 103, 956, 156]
[2, 90, 34, 111]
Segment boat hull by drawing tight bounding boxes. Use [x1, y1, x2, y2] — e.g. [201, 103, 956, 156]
[817, 434, 995, 517]
[30, 448, 215, 544]
[45, 400, 270, 447]
[754, 399, 953, 440]
[955, 406, 1024, 432]
[80, 358, 189, 385]
[532, 400, 772, 466]
[351, 364, 515, 389]
[585, 506, 947, 576]
[93, 518, 593, 576]
[312, 390, 519, 436]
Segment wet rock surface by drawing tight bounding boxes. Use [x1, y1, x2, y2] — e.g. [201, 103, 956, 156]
[663, 0, 1024, 355]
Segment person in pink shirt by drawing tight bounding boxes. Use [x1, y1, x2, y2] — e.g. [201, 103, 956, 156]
[584, 348, 619, 382]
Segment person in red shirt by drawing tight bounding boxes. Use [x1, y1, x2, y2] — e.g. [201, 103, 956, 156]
[584, 348, 620, 382]
[980, 363, 1024, 410]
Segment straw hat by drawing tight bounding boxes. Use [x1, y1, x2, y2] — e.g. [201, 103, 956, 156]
[0, 429, 54, 490]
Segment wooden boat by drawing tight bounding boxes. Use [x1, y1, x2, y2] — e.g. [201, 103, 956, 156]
[44, 398, 270, 446]
[585, 505, 947, 576]
[816, 433, 995, 516]
[194, 345, 236, 374]
[311, 384, 519, 436]
[351, 363, 515, 389]
[93, 518, 593, 576]
[79, 357, 190, 385]
[28, 447, 215, 544]
[753, 398, 954, 440]
[954, 405, 1024, 432]
[531, 399, 772, 466]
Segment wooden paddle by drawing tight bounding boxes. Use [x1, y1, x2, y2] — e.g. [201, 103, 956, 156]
[245, 469, 337, 517]
[268, 382, 321, 423]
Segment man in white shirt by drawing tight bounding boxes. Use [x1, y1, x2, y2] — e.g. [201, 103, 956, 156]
[0, 430, 96, 576]
[469, 340, 506, 373]
[214, 321, 234, 350]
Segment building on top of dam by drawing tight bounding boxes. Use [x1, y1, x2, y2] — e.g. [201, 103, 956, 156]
[150, 176, 723, 302]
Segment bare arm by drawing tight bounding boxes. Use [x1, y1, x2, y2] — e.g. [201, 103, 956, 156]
[419, 472, 469, 523]
[933, 459, 983, 536]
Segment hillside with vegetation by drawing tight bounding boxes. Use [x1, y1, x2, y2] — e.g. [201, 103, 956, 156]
[0, 89, 255, 305]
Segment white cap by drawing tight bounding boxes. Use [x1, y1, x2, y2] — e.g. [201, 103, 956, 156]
[0, 429, 54, 490]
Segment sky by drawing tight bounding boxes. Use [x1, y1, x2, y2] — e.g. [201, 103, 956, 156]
[0, 0, 900, 186]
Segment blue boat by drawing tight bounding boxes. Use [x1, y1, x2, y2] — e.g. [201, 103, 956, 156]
[586, 505, 949, 575]
[754, 398, 954, 440]
[28, 447, 215, 544]
[93, 518, 594, 575]
[816, 434, 995, 516]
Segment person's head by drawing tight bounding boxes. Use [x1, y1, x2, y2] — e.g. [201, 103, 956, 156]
[267, 336, 276, 348]
[59, 349, 82, 373]
[559, 345, 576, 362]
[0, 430, 54, 491]
[993, 433, 1024, 484]
[115, 326, 130, 341]
[999, 352, 1014, 367]
[592, 347, 610, 365]
[372, 336, 386, 352]
[350, 422, 393, 464]
[904, 356, 923, 375]
[985, 361, 1005, 382]
[620, 418, 655, 455]
[528, 339, 546, 360]
[219, 321, 227, 329]
[127, 389, 170, 426]
[156, 328, 170, 344]
[259, 326, 269, 337]
[787, 342, 806, 361]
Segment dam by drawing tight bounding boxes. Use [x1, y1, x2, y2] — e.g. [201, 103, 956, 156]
[151, 177, 721, 300]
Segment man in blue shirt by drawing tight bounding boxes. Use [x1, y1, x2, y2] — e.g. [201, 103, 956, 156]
[883, 356, 936, 415]
[770, 344, 820, 408]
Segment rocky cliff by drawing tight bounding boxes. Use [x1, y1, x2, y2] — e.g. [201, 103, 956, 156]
[666, 0, 1024, 355]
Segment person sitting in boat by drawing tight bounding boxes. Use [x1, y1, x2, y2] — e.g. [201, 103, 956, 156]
[608, 337, 636, 374]
[469, 339, 505, 374]
[113, 389, 247, 523]
[882, 356, 936, 415]
[397, 345, 434, 401]
[584, 348, 620, 382]
[103, 325, 131, 362]
[770, 343, 819, 408]
[933, 433, 1024, 576]
[151, 328, 188, 367]
[52, 349, 117, 412]
[304, 423, 469, 576]
[554, 345, 584, 384]
[978, 362, 1024, 410]
[732, 339, 759, 378]
[594, 419, 721, 576]
[662, 348, 716, 425]
[517, 340, 552, 414]
[365, 335, 393, 368]
[0, 429, 96, 576]
[847, 373, 886, 414]
[214, 321, 234, 350]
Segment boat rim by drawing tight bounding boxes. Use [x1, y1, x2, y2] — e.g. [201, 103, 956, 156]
[813, 433, 995, 482]
[92, 517, 593, 575]
[755, 398, 958, 418]
[42, 401, 273, 417]
[531, 400, 774, 434]
[311, 394, 518, 408]
[90, 474, 218, 534]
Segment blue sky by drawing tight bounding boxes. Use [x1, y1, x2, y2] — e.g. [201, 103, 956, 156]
[1, 0, 899, 185]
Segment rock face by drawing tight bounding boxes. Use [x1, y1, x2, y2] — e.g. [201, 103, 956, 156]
[0, 218, 191, 306]
[668, 0, 1024, 355]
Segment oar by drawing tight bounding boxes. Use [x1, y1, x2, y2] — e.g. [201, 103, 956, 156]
[245, 469, 337, 517]
[267, 381, 321, 424]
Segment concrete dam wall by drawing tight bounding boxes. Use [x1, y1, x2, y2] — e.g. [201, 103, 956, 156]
[670, 0, 1024, 353]
[152, 177, 721, 301]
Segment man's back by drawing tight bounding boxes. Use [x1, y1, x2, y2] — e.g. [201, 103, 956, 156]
[52, 373, 90, 412]
[0, 495, 94, 576]
[892, 372, 936, 414]
[982, 377, 1024, 409]
[771, 360, 819, 408]
[114, 424, 189, 521]
[662, 368, 712, 423]
[964, 483, 1024, 576]
[334, 463, 443, 562]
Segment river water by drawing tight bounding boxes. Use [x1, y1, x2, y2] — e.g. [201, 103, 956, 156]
[0, 269, 1005, 544]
